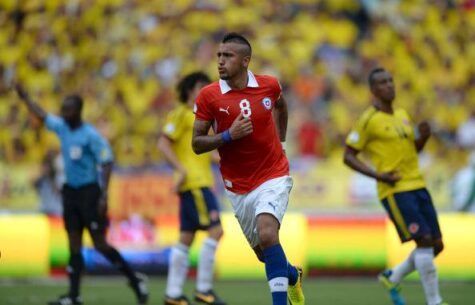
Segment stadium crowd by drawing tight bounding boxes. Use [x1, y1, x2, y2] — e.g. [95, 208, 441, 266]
[0, 0, 474, 169]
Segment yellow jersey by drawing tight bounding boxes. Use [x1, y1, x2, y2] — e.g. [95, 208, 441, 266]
[162, 104, 214, 192]
[346, 107, 426, 199]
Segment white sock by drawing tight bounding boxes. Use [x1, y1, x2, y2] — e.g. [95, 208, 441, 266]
[166, 243, 189, 298]
[389, 249, 416, 284]
[197, 238, 218, 292]
[414, 248, 443, 305]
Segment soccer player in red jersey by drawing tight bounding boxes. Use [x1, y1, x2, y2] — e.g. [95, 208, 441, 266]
[192, 33, 305, 305]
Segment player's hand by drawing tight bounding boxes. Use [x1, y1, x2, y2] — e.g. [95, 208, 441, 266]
[98, 192, 108, 217]
[376, 171, 401, 186]
[229, 112, 253, 140]
[174, 169, 187, 193]
[418, 121, 431, 140]
[14, 83, 29, 101]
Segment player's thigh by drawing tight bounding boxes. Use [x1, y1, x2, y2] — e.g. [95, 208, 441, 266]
[179, 189, 213, 232]
[254, 176, 293, 226]
[61, 186, 84, 234]
[81, 184, 107, 234]
[226, 189, 259, 248]
[417, 188, 442, 240]
[383, 190, 431, 243]
[201, 187, 222, 228]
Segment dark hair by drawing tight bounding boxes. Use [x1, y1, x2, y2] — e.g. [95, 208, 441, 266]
[368, 67, 386, 87]
[222, 32, 252, 56]
[64, 94, 83, 112]
[177, 72, 211, 103]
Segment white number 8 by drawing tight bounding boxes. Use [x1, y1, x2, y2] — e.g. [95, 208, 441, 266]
[239, 99, 252, 118]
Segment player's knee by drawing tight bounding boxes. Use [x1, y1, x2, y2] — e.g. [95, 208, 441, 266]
[94, 242, 111, 253]
[208, 225, 224, 241]
[179, 231, 195, 246]
[67, 232, 83, 253]
[258, 227, 279, 248]
[415, 235, 433, 248]
[91, 236, 110, 252]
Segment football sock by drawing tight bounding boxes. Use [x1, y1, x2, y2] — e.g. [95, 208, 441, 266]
[414, 247, 442, 305]
[389, 249, 416, 284]
[288, 263, 299, 286]
[197, 238, 218, 292]
[263, 244, 289, 305]
[67, 252, 84, 298]
[100, 247, 138, 284]
[166, 243, 190, 298]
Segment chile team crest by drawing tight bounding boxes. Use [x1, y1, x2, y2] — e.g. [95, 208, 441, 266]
[262, 97, 272, 110]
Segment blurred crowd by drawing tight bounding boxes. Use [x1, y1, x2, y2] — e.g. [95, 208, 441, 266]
[1, 0, 474, 169]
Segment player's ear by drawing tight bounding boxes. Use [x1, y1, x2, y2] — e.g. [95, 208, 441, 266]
[242, 55, 251, 68]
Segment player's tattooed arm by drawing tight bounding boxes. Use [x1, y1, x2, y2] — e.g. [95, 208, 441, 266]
[192, 113, 253, 154]
[273, 95, 288, 142]
[343, 145, 401, 186]
[192, 119, 225, 154]
[14, 83, 47, 121]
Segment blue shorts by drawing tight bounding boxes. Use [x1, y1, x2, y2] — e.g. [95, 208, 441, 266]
[382, 188, 442, 243]
[179, 187, 221, 232]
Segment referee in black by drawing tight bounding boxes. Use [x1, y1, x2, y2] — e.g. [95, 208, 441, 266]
[16, 85, 149, 305]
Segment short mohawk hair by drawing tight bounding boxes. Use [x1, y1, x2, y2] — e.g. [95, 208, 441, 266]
[222, 32, 252, 55]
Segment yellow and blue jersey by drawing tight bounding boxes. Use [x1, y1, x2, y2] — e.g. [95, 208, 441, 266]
[162, 104, 214, 192]
[346, 107, 426, 199]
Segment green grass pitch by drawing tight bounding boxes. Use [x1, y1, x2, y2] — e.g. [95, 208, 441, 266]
[0, 277, 473, 304]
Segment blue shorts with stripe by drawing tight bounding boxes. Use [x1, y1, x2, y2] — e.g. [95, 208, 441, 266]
[179, 187, 222, 232]
[381, 188, 442, 243]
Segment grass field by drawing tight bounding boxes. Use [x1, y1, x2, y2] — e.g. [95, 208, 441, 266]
[1, 277, 473, 305]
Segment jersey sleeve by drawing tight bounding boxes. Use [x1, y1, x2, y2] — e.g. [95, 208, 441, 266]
[194, 90, 214, 121]
[45, 114, 66, 134]
[345, 115, 370, 151]
[88, 128, 114, 164]
[162, 110, 185, 141]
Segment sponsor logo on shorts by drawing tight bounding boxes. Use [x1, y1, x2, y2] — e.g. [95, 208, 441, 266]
[268, 202, 277, 211]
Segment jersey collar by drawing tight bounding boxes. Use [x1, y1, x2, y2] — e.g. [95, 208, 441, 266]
[219, 70, 259, 94]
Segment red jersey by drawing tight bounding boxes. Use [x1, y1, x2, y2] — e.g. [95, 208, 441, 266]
[195, 71, 289, 194]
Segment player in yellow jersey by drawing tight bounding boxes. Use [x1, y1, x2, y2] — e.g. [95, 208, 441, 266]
[158, 72, 226, 305]
[344, 68, 448, 305]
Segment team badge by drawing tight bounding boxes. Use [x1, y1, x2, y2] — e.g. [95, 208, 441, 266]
[262, 97, 272, 110]
[409, 222, 420, 234]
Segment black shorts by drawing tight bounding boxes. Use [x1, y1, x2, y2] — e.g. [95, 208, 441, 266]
[62, 183, 108, 233]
